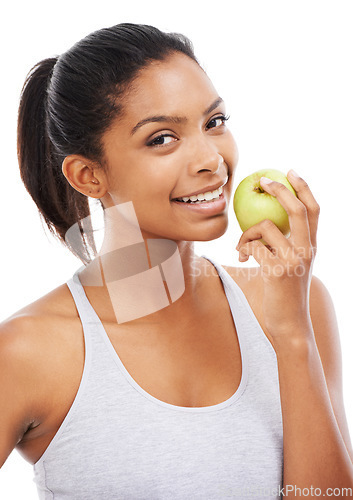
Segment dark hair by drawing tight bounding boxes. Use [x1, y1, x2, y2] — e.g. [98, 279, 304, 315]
[17, 23, 198, 265]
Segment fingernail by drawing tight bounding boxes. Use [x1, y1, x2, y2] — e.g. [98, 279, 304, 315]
[289, 169, 299, 178]
[260, 176, 272, 185]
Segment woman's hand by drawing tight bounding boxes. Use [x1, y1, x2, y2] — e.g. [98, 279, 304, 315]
[236, 169, 320, 348]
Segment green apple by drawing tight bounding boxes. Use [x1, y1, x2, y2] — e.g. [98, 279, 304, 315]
[233, 169, 297, 241]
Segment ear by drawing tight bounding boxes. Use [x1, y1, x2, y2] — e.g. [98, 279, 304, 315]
[61, 155, 107, 198]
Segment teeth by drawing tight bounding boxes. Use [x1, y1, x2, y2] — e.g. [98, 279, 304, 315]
[179, 185, 223, 203]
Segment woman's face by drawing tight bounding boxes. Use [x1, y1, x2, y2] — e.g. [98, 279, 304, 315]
[100, 51, 239, 242]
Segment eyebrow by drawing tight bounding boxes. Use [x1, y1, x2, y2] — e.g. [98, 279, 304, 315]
[130, 97, 224, 136]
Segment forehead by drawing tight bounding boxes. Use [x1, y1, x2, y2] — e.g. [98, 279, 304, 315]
[121, 52, 219, 119]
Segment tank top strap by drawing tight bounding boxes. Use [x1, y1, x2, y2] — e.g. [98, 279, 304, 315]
[66, 266, 102, 330]
[200, 255, 244, 307]
[200, 254, 265, 337]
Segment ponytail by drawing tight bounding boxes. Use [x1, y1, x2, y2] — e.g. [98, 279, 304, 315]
[17, 58, 97, 265]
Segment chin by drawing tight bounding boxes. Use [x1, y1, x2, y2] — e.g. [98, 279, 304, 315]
[189, 216, 229, 242]
[140, 210, 229, 243]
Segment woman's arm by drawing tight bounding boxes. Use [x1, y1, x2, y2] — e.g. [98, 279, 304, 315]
[308, 275, 353, 463]
[275, 275, 353, 494]
[236, 170, 353, 495]
[0, 316, 40, 468]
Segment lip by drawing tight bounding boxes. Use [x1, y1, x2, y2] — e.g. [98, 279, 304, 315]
[171, 178, 228, 201]
[171, 191, 227, 215]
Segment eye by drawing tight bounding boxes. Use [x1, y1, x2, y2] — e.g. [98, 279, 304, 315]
[206, 114, 230, 130]
[147, 134, 177, 147]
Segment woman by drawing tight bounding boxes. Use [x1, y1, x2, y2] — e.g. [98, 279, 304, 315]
[1, 23, 352, 498]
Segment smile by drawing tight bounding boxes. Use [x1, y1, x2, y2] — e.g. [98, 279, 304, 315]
[171, 189, 227, 215]
[174, 185, 224, 204]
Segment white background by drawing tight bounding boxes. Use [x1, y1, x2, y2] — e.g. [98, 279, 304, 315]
[1, 0, 352, 497]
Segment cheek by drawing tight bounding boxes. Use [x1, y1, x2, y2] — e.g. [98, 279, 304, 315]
[130, 174, 176, 210]
[223, 133, 239, 172]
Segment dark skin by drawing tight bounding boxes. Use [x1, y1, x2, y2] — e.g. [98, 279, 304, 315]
[1, 52, 352, 492]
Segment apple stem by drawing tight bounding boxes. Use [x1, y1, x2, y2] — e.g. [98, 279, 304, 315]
[254, 186, 265, 193]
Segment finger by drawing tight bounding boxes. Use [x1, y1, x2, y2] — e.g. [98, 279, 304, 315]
[238, 240, 279, 272]
[236, 219, 293, 261]
[260, 176, 311, 250]
[286, 170, 320, 251]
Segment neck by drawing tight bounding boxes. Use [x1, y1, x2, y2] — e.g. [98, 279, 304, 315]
[79, 202, 205, 324]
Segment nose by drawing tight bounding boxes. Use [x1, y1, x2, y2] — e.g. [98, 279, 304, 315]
[187, 136, 224, 175]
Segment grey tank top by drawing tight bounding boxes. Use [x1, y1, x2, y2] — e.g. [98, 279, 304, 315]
[33, 255, 283, 499]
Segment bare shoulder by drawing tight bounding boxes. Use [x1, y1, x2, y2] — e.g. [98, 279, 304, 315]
[3, 278, 76, 323]
[0, 278, 82, 376]
[0, 280, 81, 389]
[0, 281, 80, 372]
[0, 282, 85, 465]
